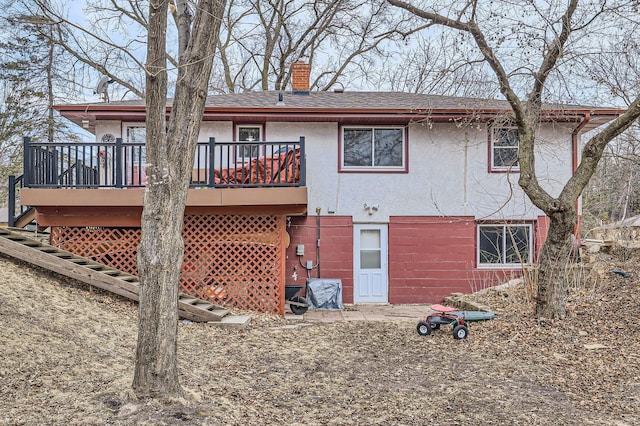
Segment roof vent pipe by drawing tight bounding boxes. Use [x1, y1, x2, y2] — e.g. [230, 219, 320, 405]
[276, 92, 285, 106]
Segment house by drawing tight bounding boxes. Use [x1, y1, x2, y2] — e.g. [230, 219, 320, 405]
[11, 63, 623, 314]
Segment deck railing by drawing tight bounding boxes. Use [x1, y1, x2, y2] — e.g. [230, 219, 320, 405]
[19, 136, 306, 189]
[8, 136, 306, 227]
[7, 174, 33, 227]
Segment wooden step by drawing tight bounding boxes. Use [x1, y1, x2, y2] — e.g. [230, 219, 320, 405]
[35, 246, 59, 253]
[21, 240, 42, 247]
[51, 252, 74, 259]
[178, 303, 229, 322]
[118, 275, 139, 282]
[14, 209, 36, 229]
[0, 227, 250, 325]
[85, 264, 107, 270]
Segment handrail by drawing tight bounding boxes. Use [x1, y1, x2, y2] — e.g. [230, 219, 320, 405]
[20, 136, 306, 189]
[8, 174, 24, 227]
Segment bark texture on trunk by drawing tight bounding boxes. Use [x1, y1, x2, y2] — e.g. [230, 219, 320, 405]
[534, 210, 576, 321]
[132, 0, 226, 400]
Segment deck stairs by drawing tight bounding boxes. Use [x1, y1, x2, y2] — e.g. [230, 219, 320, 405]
[0, 227, 251, 329]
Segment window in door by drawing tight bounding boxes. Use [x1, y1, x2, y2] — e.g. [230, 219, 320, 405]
[360, 229, 382, 269]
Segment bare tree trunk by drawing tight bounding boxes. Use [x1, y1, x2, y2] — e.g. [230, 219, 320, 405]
[132, 0, 183, 400]
[534, 210, 576, 321]
[132, 0, 226, 400]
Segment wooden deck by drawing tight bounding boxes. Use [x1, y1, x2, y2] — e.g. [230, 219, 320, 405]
[20, 186, 307, 227]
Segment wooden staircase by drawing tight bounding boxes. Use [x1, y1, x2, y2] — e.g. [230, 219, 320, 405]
[0, 227, 251, 328]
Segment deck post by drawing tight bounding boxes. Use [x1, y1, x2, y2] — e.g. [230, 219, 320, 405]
[299, 136, 306, 187]
[208, 137, 215, 187]
[22, 137, 31, 187]
[8, 175, 16, 228]
[115, 137, 123, 188]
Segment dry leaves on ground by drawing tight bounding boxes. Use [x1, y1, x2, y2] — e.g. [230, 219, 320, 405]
[0, 251, 638, 426]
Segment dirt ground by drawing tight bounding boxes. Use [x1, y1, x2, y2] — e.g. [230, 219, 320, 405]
[0, 251, 639, 426]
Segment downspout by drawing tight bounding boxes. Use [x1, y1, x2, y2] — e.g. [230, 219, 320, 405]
[571, 113, 590, 238]
[316, 207, 321, 278]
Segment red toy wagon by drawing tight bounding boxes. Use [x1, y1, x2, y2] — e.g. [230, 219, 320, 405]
[416, 304, 496, 339]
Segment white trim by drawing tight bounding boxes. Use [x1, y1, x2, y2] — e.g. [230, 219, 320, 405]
[353, 224, 389, 303]
[235, 124, 263, 162]
[490, 126, 520, 172]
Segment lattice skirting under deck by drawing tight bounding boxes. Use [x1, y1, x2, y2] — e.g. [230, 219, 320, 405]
[50, 214, 286, 314]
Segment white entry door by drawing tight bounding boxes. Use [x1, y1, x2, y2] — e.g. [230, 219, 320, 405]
[354, 224, 388, 303]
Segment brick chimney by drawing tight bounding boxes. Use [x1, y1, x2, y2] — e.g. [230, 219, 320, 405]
[291, 60, 310, 94]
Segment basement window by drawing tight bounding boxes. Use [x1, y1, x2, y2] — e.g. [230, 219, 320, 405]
[477, 224, 532, 267]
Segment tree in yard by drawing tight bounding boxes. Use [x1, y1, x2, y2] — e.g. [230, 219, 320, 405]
[19, 0, 422, 96]
[212, 0, 422, 93]
[10, 0, 148, 100]
[133, 0, 226, 399]
[387, 0, 640, 320]
[0, 5, 79, 202]
[581, 29, 640, 229]
[582, 128, 640, 229]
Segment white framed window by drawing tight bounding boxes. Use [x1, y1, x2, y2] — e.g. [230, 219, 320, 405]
[477, 224, 532, 267]
[236, 125, 262, 161]
[491, 127, 519, 172]
[341, 126, 405, 171]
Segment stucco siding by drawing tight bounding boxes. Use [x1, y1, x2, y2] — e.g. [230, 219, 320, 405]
[92, 119, 574, 223]
[266, 121, 575, 222]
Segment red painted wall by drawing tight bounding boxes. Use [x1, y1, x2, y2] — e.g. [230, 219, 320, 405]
[286, 216, 354, 302]
[534, 215, 550, 261]
[390, 217, 472, 303]
[288, 215, 545, 305]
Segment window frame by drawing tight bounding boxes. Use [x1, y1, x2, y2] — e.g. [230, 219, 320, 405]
[122, 123, 147, 165]
[489, 126, 520, 173]
[339, 125, 408, 173]
[235, 124, 264, 162]
[477, 223, 533, 268]
[120, 123, 148, 186]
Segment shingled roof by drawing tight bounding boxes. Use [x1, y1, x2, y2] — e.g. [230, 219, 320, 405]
[55, 90, 624, 133]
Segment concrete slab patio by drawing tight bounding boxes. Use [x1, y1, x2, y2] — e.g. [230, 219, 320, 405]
[285, 304, 432, 322]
